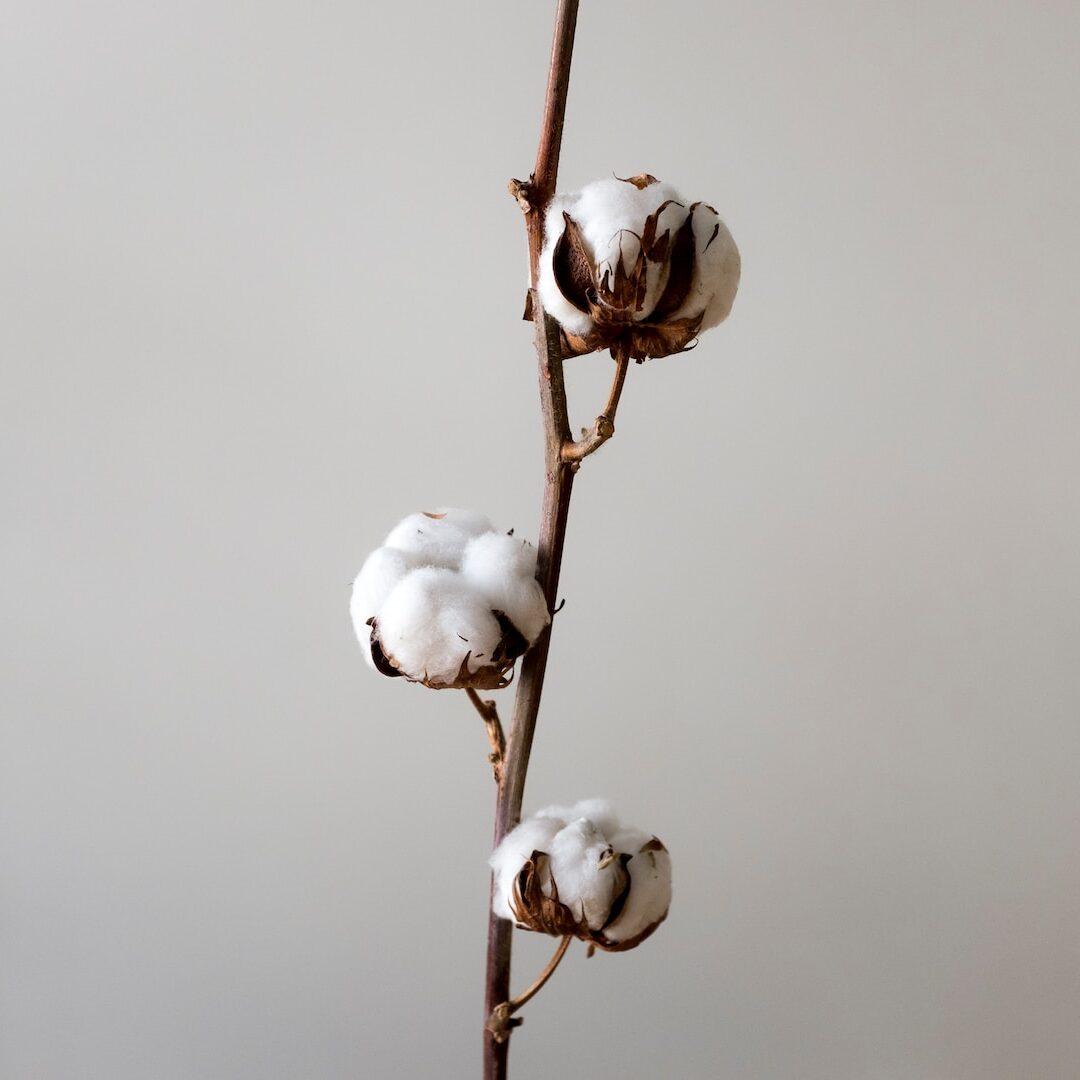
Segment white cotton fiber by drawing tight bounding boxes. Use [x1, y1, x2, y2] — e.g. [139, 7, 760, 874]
[672, 204, 740, 331]
[351, 546, 416, 638]
[460, 533, 550, 644]
[383, 508, 495, 569]
[547, 817, 624, 930]
[535, 798, 620, 839]
[601, 831, 673, 946]
[375, 567, 502, 685]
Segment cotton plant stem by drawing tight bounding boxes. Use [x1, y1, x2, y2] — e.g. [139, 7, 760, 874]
[483, 305, 575, 1080]
[524, 0, 581, 281]
[483, 4, 581, 1076]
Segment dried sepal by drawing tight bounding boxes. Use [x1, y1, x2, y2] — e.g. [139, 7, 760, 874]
[615, 173, 660, 190]
[552, 213, 594, 314]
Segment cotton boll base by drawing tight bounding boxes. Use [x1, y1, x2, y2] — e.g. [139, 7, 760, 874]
[490, 800, 672, 952]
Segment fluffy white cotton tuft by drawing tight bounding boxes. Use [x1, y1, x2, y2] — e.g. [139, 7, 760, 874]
[351, 547, 416, 638]
[547, 817, 624, 930]
[534, 798, 620, 839]
[382, 508, 495, 570]
[601, 830, 673, 946]
[460, 532, 550, 644]
[375, 567, 502, 686]
[670, 204, 741, 331]
[490, 800, 671, 949]
[351, 509, 548, 687]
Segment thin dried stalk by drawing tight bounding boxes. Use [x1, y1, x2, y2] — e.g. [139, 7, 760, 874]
[562, 342, 631, 464]
[483, 3, 581, 1078]
[466, 688, 505, 782]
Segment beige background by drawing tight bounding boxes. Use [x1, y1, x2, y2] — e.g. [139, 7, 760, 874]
[3, 2, 1079, 1078]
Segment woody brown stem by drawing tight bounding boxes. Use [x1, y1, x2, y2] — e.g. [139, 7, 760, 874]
[484, 304, 574, 1080]
[484, 4, 580, 1077]
[562, 343, 631, 464]
[466, 688, 505, 781]
[486, 935, 573, 1044]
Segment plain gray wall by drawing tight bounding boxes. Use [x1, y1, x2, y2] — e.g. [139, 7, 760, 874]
[3, 2, 1079, 1078]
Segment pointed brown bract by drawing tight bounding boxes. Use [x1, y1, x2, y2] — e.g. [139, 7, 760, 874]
[552, 213, 595, 314]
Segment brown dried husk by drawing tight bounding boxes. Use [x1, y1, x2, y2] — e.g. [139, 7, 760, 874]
[549, 184, 708, 362]
[367, 610, 529, 691]
[509, 837, 670, 953]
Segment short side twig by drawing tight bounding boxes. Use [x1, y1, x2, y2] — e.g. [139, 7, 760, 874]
[486, 935, 573, 1044]
[466, 688, 505, 782]
[562, 343, 631, 465]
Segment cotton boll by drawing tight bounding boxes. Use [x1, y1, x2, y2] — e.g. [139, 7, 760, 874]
[490, 801, 671, 951]
[600, 835, 672, 947]
[460, 533, 550, 644]
[375, 567, 502, 685]
[537, 173, 739, 360]
[350, 546, 416, 645]
[383, 509, 495, 569]
[547, 817, 627, 931]
[489, 816, 563, 922]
